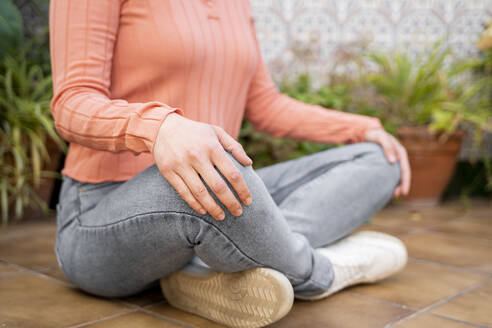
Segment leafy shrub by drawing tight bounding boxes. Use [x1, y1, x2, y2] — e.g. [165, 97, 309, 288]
[0, 0, 65, 225]
[0, 49, 65, 225]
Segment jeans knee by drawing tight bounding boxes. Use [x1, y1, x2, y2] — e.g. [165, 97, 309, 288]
[222, 151, 267, 197]
[390, 160, 402, 186]
[358, 142, 387, 161]
[358, 142, 401, 190]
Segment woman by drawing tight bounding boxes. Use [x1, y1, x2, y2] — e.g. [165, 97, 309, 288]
[50, 1, 411, 327]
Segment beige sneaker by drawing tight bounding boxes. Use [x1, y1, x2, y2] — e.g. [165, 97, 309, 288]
[296, 231, 407, 301]
[160, 264, 294, 328]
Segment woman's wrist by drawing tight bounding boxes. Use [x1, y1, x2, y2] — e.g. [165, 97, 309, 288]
[150, 111, 184, 157]
[361, 117, 384, 142]
[364, 127, 385, 142]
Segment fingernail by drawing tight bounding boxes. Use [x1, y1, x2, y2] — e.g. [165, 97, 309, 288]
[245, 197, 252, 206]
[234, 208, 243, 216]
[218, 213, 225, 220]
[389, 155, 396, 162]
[199, 208, 206, 215]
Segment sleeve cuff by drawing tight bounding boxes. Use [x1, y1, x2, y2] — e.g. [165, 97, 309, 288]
[126, 102, 184, 154]
[147, 108, 184, 156]
[352, 116, 383, 143]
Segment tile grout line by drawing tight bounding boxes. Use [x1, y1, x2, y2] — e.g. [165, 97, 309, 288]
[346, 291, 422, 325]
[141, 301, 199, 328]
[350, 292, 488, 328]
[346, 291, 417, 311]
[368, 210, 470, 238]
[430, 313, 489, 328]
[384, 276, 492, 328]
[413, 229, 492, 245]
[0, 260, 75, 286]
[65, 308, 139, 328]
[387, 211, 472, 238]
[407, 257, 492, 276]
[348, 256, 491, 326]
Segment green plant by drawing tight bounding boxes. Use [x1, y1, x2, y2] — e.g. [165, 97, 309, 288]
[364, 41, 492, 135]
[364, 42, 452, 131]
[0, 49, 65, 226]
[280, 74, 352, 110]
[0, 0, 65, 226]
[363, 40, 492, 195]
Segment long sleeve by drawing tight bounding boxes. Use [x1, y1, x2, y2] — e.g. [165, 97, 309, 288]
[49, 0, 182, 155]
[244, 14, 382, 144]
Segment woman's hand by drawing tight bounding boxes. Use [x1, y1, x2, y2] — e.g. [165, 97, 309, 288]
[364, 128, 411, 198]
[153, 113, 253, 221]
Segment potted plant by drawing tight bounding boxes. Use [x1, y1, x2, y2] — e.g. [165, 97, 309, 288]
[0, 50, 66, 226]
[365, 41, 492, 204]
[0, 0, 65, 226]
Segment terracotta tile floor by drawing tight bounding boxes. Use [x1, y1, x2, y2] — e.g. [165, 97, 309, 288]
[0, 200, 491, 327]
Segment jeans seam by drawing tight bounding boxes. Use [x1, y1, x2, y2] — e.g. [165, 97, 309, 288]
[75, 210, 322, 285]
[78, 182, 118, 192]
[272, 151, 373, 206]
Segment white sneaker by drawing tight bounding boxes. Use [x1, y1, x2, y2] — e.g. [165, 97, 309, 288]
[160, 259, 294, 328]
[296, 231, 407, 301]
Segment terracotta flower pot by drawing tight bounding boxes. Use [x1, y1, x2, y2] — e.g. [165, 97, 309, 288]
[397, 126, 465, 205]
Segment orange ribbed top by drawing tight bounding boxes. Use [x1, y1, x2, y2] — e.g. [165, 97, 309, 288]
[49, 0, 382, 183]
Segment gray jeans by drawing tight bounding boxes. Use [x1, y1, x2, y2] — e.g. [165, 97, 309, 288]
[54, 142, 400, 298]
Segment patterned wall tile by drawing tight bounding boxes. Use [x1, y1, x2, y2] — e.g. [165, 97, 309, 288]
[251, 0, 492, 76]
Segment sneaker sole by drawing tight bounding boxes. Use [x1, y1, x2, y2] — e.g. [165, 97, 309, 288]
[160, 267, 294, 328]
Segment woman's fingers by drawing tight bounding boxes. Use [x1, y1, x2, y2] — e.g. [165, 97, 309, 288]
[392, 138, 411, 195]
[176, 166, 226, 221]
[193, 158, 244, 217]
[387, 136, 411, 197]
[211, 147, 252, 206]
[214, 126, 253, 166]
[212, 126, 253, 206]
[365, 128, 412, 198]
[378, 135, 398, 164]
[163, 171, 206, 215]
[153, 116, 253, 219]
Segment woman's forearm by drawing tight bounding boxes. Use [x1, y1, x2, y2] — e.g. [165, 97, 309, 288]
[51, 88, 181, 154]
[246, 88, 382, 144]
[49, 0, 181, 154]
